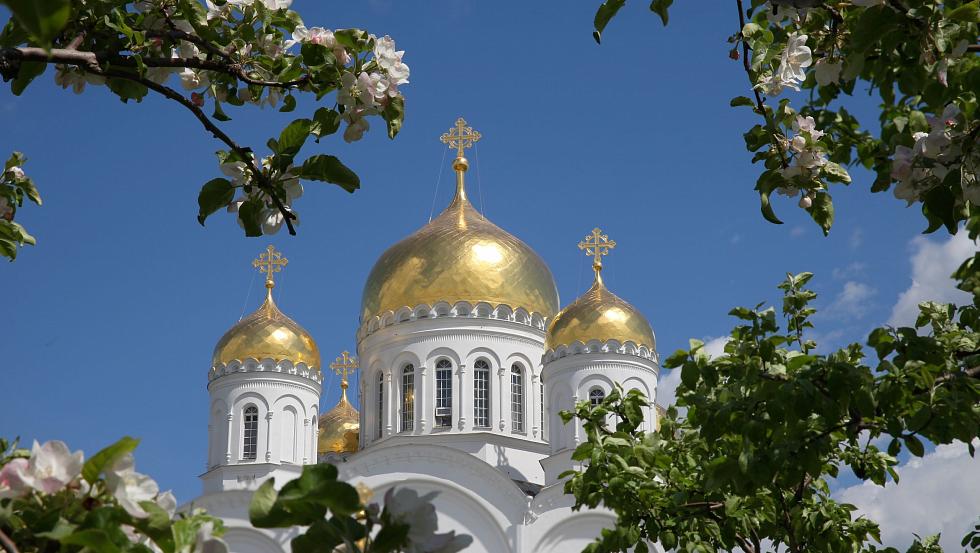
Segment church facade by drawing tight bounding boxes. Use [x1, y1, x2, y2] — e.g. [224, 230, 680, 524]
[188, 119, 662, 553]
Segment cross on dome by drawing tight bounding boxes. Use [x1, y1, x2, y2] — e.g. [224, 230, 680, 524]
[329, 350, 358, 391]
[253, 245, 288, 290]
[578, 227, 616, 278]
[440, 117, 481, 159]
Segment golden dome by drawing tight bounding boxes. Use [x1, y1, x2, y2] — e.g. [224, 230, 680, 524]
[546, 228, 654, 351]
[318, 385, 359, 455]
[360, 155, 559, 324]
[212, 248, 320, 368]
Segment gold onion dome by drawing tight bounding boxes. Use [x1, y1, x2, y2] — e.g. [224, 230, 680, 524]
[360, 118, 560, 323]
[545, 228, 655, 351]
[319, 351, 360, 455]
[212, 246, 321, 369]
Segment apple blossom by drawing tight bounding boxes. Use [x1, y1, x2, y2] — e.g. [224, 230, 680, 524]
[813, 58, 842, 86]
[190, 521, 230, 553]
[383, 488, 472, 553]
[191, 92, 205, 107]
[6, 166, 24, 180]
[106, 453, 160, 518]
[373, 35, 410, 85]
[776, 33, 811, 89]
[24, 440, 84, 494]
[343, 113, 370, 143]
[178, 68, 209, 90]
[0, 458, 30, 498]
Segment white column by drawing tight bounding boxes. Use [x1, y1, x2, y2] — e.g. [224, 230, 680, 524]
[264, 411, 274, 462]
[457, 363, 467, 431]
[224, 412, 233, 464]
[384, 370, 394, 437]
[302, 418, 310, 463]
[531, 374, 540, 439]
[571, 393, 581, 446]
[206, 424, 213, 471]
[418, 364, 428, 433]
[497, 367, 506, 431]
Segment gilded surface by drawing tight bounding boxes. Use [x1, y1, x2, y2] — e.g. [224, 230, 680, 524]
[545, 277, 655, 351]
[318, 391, 360, 454]
[211, 294, 321, 368]
[360, 188, 560, 323]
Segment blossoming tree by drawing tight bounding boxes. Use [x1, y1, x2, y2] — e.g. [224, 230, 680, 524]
[564, 2, 980, 552]
[0, 0, 410, 260]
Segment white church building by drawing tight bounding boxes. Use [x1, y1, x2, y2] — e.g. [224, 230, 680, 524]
[189, 119, 663, 553]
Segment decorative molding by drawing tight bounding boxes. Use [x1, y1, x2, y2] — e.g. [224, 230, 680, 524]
[209, 358, 322, 385]
[358, 300, 550, 342]
[543, 338, 658, 363]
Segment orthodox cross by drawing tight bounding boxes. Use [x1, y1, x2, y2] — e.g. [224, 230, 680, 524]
[330, 350, 358, 389]
[253, 245, 287, 286]
[440, 117, 481, 158]
[578, 227, 616, 272]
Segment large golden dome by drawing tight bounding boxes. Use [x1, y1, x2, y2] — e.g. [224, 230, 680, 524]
[318, 386, 359, 455]
[212, 248, 320, 369]
[360, 157, 559, 324]
[546, 229, 654, 351]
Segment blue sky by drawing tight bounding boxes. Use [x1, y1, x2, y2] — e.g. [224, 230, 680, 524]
[1, 1, 975, 544]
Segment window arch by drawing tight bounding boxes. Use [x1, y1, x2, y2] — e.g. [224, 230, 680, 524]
[589, 387, 605, 407]
[376, 372, 384, 439]
[401, 364, 414, 432]
[243, 405, 258, 461]
[473, 359, 491, 428]
[511, 364, 525, 433]
[435, 359, 453, 428]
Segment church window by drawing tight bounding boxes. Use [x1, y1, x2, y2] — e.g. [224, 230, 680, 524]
[540, 382, 545, 439]
[401, 364, 414, 432]
[377, 372, 384, 439]
[589, 387, 605, 407]
[243, 406, 258, 461]
[511, 364, 524, 433]
[435, 359, 453, 427]
[473, 359, 490, 428]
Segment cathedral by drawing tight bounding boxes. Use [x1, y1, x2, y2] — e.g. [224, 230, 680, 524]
[189, 119, 663, 553]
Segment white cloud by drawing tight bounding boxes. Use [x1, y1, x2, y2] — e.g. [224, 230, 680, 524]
[836, 440, 980, 551]
[832, 262, 867, 280]
[850, 227, 864, 250]
[656, 337, 729, 408]
[821, 281, 877, 321]
[791, 225, 806, 238]
[888, 232, 976, 327]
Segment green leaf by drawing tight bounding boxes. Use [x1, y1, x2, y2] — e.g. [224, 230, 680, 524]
[384, 95, 405, 139]
[730, 96, 754, 108]
[107, 77, 149, 103]
[238, 197, 264, 237]
[904, 434, 925, 457]
[760, 190, 784, 225]
[649, 0, 673, 25]
[822, 161, 851, 184]
[197, 178, 235, 226]
[276, 119, 313, 157]
[279, 94, 297, 113]
[82, 436, 139, 485]
[297, 155, 360, 192]
[60, 529, 121, 552]
[4, 0, 70, 46]
[681, 362, 699, 389]
[311, 108, 341, 139]
[10, 61, 46, 95]
[807, 191, 834, 235]
[947, 1, 979, 22]
[212, 101, 231, 122]
[593, 0, 626, 44]
[249, 479, 291, 527]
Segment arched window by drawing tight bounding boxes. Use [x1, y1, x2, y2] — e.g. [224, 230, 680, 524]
[435, 359, 453, 427]
[243, 406, 258, 461]
[473, 359, 491, 428]
[377, 372, 384, 439]
[401, 364, 414, 432]
[540, 382, 545, 439]
[589, 387, 605, 407]
[511, 364, 525, 433]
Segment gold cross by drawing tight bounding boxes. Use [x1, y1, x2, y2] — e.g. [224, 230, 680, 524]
[440, 117, 481, 158]
[253, 245, 287, 286]
[578, 227, 616, 271]
[329, 350, 358, 386]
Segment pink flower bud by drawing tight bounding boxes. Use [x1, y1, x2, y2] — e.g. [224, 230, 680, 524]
[191, 92, 205, 107]
[799, 195, 812, 209]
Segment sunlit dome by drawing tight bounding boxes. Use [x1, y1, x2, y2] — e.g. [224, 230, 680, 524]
[360, 119, 559, 324]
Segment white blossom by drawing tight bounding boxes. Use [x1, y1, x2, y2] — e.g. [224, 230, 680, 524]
[220, 161, 248, 186]
[339, 71, 377, 109]
[54, 65, 104, 94]
[261, 0, 291, 9]
[0, 458, 31, 498]
[178, 68, 209, 90]
[373, 35, 410, 85]
[192, 521, 230, 553]
[793, 115, 825, 140]
[777, 33, 812, 88]
[23, 440, 84, 495]
[6, 166, 25, 180]
[383, 488, 471, 553]
[342, 113, 370, 143]
[106, 453, 160, 518]
[814, 58, 842, 86]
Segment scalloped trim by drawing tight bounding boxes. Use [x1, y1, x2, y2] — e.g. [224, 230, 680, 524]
[543, 339, 658, 363]
[209, 358, 322, 384]
[358, 301, 549, 341]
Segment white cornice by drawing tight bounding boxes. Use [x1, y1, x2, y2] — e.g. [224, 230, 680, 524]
[543, 339, 658, 364]
[358, 300, 550, 342]
[209, 358, 323, 385]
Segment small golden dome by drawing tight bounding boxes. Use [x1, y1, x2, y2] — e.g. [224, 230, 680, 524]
[213, 246, 320, 369]
[546, 228, 654, 351]
[318, 386, 359, 455]
[360, 157, 559, 324]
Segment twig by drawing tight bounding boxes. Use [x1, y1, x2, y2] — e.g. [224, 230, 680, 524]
[0, 528, 20, 553]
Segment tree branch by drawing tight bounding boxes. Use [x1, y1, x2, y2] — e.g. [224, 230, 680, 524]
[0, 528, 20, 553]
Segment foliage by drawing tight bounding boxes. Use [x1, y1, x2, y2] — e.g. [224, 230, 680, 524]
[0, 436, 229, 553]
[561, 273, 980, 553]
[249, 463, 473, 553]
[0, 152, 39, 261]
[0, 0, 410, 254]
